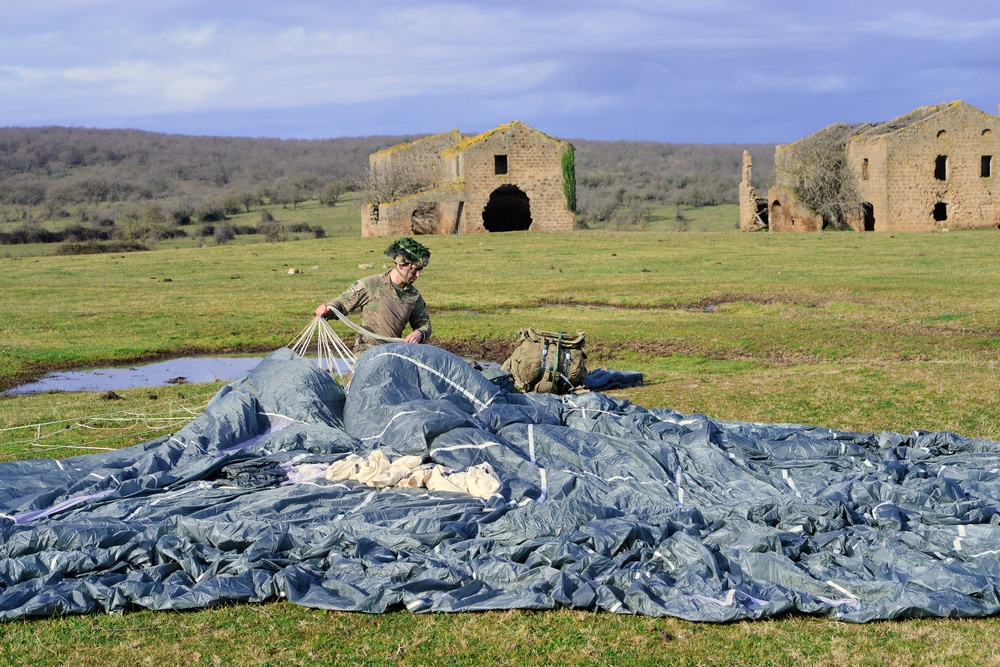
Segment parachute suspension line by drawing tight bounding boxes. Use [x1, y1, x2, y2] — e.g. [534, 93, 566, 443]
[287, 316, 357, 384]
[0, 396, 214, 453]
[288, 310, 408, 383]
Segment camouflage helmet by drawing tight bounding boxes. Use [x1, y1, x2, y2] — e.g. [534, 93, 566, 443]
[385, 237, 430, 267]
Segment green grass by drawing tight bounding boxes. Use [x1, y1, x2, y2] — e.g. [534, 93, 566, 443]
[647, 203, 739, 232]
[3, 226, 1000, 663]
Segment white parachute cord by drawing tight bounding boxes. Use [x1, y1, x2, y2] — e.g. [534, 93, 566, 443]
[326, 308, 405, 345]
[286, 316, 358, 383]
[317, 316, 355, 383]
[288, 317, 320, 357]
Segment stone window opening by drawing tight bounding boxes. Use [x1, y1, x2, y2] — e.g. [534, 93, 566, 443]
[937, 130, 948, 139]
[934, 155, 948, 181]
[862, 158, 869, 181]
[982, 155, 993, 178]
[494, 155, 508, 175]
[984, 129, 994, 138]
[933, 202, 948, 222]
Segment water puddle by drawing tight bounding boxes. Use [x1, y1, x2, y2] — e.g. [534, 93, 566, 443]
[2, 357, 268, 396]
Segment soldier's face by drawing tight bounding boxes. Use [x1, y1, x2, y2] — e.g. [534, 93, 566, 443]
[397, 262, 422, 285]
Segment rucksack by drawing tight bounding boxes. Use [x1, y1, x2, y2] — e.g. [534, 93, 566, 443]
[501, 328, 587, 394]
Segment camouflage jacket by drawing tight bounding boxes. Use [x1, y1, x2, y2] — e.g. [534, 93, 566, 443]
[326, 271, 432, 352]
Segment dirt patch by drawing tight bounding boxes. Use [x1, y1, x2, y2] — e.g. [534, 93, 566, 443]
[434, 337, 823, 367]
[436, 338, 517, 364]
[586, 340, 824, 367]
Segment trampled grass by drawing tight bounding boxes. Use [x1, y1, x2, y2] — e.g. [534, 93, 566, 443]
[3, 227, 1000, 664]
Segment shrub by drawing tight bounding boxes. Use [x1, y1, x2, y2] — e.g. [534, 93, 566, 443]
[56, 240, 149, 255]
[562, 143, 577, 212]
[170, 203, 195, 225]
[213, 223, 235, 244]
[259, 220, 287, 242]
[0, 223, 62, 245]
[196, 202, 226, 222]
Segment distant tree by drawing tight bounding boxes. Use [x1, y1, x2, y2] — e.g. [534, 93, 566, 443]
[774, 123, 869, 229]
[355, 162, 426, 205]
[0, 176, 46, 206]
[320, 180, 349, 207]
[254, 185, 274, 205]
[268, 181, 293, 208]
[221, 195, 243, 216]
[239, 191, 260, 213]
[609, 190, 652, 231]
[114, 210, 149, 244]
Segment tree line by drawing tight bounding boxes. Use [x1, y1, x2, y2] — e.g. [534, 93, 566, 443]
[0, 126, 776, 241]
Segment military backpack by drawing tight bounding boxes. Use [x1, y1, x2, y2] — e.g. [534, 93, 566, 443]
[501, 328, 587, 394]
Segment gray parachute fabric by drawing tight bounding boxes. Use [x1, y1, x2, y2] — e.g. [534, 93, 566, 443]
[4, 344, 1000, 621]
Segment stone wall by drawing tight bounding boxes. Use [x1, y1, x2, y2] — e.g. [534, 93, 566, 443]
[846, 139, 890, 231]
[362, 183, 465, 238]
[847, 102, 999, 231]
[368, 130, 463, 191]
[767, 185, 823, 232]
[455, 122, 574, 233]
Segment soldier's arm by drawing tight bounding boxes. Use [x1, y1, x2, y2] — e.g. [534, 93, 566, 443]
[408, 296, 432, 343]
[319, 280, 369, 318]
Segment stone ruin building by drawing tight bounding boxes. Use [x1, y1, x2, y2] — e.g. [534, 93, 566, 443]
[741, 101, 1000, 232]
[361, 121, 576, 237]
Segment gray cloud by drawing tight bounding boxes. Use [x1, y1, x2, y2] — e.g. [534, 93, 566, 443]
[1, 1, 997, 141]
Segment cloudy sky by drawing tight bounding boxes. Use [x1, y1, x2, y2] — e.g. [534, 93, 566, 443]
[2, 1, 998, 143]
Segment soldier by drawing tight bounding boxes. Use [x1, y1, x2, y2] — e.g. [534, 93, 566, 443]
[315, 237, 432, 353]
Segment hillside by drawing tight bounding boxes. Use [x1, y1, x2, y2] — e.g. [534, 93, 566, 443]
[0, 126, 775, 238]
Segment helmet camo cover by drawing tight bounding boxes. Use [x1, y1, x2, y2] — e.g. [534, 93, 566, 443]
[385, 237, 430, 267]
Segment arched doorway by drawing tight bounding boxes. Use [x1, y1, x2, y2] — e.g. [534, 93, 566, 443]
[482, 185, 531, 232]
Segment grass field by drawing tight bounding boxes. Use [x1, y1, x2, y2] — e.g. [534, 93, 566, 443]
[3, 226, 1000, 665]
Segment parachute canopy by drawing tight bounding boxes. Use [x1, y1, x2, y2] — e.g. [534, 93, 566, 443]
[3, 344, 1000, 623]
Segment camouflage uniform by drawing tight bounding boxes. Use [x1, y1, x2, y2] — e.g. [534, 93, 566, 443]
[326, 271, 432, 353]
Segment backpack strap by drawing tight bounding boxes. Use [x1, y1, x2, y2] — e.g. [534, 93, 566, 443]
[549, 331, 564, 393]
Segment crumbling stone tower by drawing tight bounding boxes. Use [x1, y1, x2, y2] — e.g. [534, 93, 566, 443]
[361, 121, 576, 237]
[738, 151, 768, 231]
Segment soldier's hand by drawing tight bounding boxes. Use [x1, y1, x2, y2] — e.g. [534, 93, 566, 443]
[405, 331, 423, 344]
[315, 304, 331, 319]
